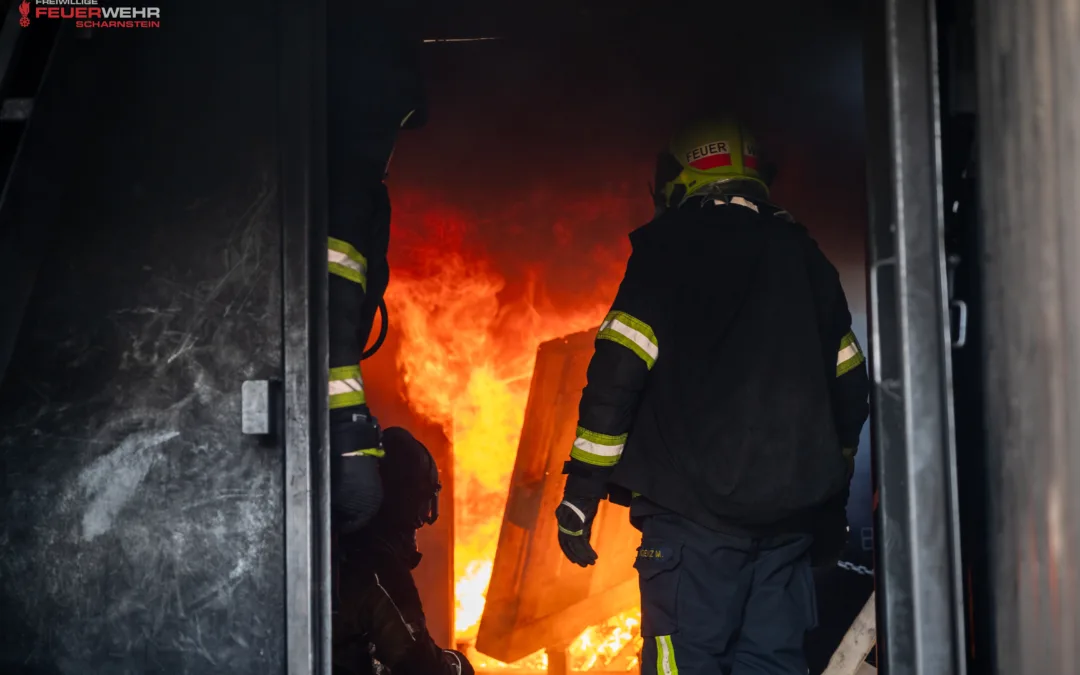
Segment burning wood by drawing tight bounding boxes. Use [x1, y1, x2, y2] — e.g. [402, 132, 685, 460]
[473, 330, 643, 667]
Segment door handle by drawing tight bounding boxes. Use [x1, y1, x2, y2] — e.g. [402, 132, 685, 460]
[242, 379, 280, 435]
[950, 299, 968, 349]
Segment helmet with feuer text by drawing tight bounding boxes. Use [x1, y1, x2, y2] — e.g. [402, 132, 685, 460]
[652, 116, 775, 212]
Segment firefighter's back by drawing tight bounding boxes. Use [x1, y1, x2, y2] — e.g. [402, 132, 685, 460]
[612, 201, 849, 534]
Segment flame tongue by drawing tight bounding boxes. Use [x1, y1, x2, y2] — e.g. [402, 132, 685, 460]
[387, 200, 641, 669]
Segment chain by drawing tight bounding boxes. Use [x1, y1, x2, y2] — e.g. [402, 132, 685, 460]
[836, 560, 875, 577]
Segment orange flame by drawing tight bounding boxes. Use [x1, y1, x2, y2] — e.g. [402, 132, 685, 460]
[568, 610, 643, 671]
[386, 192, 641, 669]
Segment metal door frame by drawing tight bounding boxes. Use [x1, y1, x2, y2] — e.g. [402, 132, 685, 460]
[975, 0, 1080, 672]
[863, 0, 968, 672]
[280, 0, 331, 671]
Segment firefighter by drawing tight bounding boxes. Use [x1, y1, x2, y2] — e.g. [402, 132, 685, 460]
[553, 117, 870, 675]
[333, 426, 474, 675]
[327, 0, 427, 536]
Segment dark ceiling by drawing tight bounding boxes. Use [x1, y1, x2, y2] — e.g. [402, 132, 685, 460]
[385, 0, 872, 306]
[402, 0, 867, 152]
[413, 0, 862, 45]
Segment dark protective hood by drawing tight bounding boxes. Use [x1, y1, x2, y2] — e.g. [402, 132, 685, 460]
[378, 426, 442, 531]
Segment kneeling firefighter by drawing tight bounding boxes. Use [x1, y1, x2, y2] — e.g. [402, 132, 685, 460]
[333, 427, 474, 675]
[554, 117, 870, 675]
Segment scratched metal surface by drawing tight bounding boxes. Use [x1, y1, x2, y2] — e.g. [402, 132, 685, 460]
[0, 3, 286, 674]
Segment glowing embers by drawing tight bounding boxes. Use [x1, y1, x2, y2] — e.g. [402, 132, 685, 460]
[461, 610, 643, 673]
[568, 610, 643, 672]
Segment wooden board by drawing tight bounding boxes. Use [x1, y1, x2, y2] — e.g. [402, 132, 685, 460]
[822, 592, 876, 675]
[475, 329, 642, 663]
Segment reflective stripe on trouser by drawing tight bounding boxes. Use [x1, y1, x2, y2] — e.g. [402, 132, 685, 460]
[836, 330, 864, 376]
[655, 635, 679, 675]
[569, 426, 627, 467]
[636, 512, 816, 675]
[642, 635, 683, 675]
[597, 310, 659, 369]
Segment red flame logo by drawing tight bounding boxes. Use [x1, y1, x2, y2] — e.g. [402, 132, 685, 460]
[18, 1, 30, 28]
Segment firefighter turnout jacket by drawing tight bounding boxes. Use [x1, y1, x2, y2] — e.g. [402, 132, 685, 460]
[328, 182, 391, 532]
[566, 197, 870, 536]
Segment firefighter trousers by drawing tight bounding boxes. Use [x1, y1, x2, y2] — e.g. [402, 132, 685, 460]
[635, 513, 817, 675]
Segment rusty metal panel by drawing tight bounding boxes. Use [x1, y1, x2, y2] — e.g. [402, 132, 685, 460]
[475, 329, 639, 663]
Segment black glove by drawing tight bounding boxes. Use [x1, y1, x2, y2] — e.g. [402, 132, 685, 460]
[331, 408, 385, 534]
[556, 473, 607, 567]
[442, 649, 474, 675]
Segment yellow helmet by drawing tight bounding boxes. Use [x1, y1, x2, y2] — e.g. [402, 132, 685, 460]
[653, 117, 770, 210]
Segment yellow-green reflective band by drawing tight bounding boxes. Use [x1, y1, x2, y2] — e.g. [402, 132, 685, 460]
[841, 446, 856, 460]
[836, 330, 865, 377]
[342, 448, 385, 458]
[558, 525, 584, 537]
[328, 237, 368, 290]
[656, 636, 679, 675]
[576, 426, 628, 446]
[330, 364, 362, 381]
[329, 364, 366, 409]
[570, 426, 626, 467]
[597, 311, 659, 370]
[329, 391, 366, 409]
